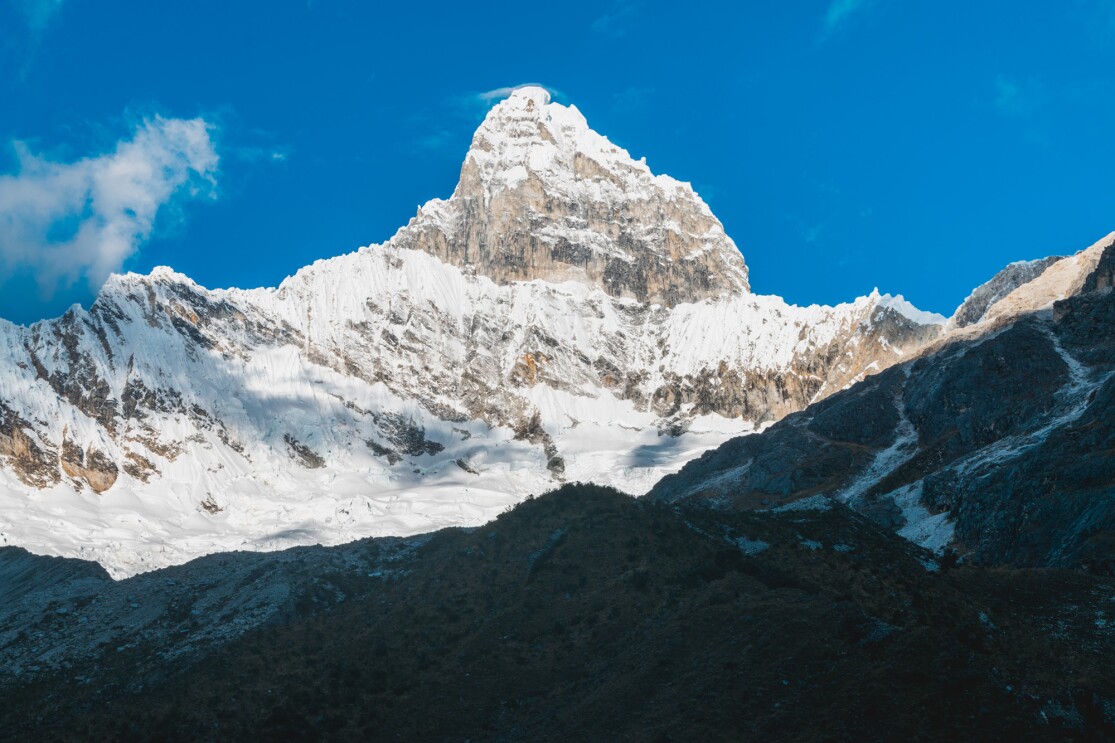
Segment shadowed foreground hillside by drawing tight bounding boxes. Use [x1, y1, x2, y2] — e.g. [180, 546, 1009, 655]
[5, 484, 1113, 742]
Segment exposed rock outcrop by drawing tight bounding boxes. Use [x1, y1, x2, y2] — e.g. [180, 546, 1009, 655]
[0, 403, 59, 489]
[950, 256, 1062, 328]
[58, 429, 119, 493]
[392, 87, 750, 307]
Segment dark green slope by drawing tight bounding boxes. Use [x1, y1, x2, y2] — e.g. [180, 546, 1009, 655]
[12, 485, 1113, 742]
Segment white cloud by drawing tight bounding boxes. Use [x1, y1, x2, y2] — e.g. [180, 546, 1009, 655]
[822, 0, 873, 36]
[445, 83, 562, 125]
[476, 83, 560, 104]
[0, 116, 218, 299]
[420, 84, 564, 153]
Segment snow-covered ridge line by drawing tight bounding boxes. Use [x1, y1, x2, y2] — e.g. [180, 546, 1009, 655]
[872, 290, 948, 326]
[0, 87, 950, 578]
[0, 241, 941, 578]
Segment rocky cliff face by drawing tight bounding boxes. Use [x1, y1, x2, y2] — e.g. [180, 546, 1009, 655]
[0, 87, 945, 577]
[949, 256, 1063, 328]
[392, 87, 750, 307]
[650, 233, 1115, 573]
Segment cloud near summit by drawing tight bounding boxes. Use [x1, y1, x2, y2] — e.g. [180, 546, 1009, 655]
[0, 116, 218, 303]
[476, 83, 561, 105]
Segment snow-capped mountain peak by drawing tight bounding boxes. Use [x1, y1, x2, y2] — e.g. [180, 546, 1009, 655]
[464, 86, 672, 201]
[0, 89, 949, 577]
[394, 86, 751, 306]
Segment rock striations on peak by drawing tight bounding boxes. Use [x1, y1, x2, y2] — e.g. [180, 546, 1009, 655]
[391, 86, 750, 306]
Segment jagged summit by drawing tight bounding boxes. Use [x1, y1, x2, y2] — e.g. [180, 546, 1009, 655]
[391, 86, 751, 306]
[462, 86, 665, 202]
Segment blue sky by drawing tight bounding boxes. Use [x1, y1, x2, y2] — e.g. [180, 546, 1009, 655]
[1, 0, 1113, 323]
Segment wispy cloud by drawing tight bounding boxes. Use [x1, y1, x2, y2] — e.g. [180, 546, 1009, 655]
[0, 116, 218, 300]
[9, 0, 68, 75]
[591, 1, 638, 38]
[993, 75, 1046, 117]
[14, 0, 66, 34]
[413, 84, 564, 154]
[454, 83, 562, 121]
[227, 144, 290, 164]
[821, 0, 875, 37]
[801, 223, 824, 244]
[476, 83, 561, 105]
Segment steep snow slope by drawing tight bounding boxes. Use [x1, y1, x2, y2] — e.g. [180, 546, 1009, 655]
[0, 88, 943, 577]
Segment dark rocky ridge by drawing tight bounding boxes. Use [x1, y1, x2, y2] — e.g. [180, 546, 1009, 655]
[951, 256, 1063, 328]
[650, 246, 1115, 574]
